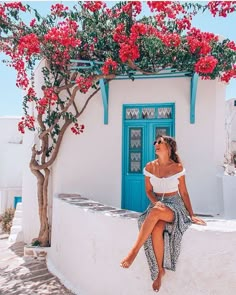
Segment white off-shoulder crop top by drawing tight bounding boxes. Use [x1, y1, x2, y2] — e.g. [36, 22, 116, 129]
[143, 168, 186, 194]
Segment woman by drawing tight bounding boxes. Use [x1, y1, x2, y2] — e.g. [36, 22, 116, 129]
[120, 135, 206, 292]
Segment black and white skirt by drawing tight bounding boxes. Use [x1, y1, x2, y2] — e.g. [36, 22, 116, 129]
[138, 193, 192, 281]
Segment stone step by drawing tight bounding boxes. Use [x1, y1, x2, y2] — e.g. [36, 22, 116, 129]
[8, 233, 18, 243]
[8, 231, 23, 243]
[12, 218, 22, 226]
[8, 203, 24, 244]
[14, 211, 22, 218]
[0, 239, 75, 294]
[16, 202, 22, 209]
[24, 246, 48, 260]
[10, 225, 22, 234]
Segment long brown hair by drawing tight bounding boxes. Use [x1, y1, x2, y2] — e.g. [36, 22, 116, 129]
[159, 135, 181, 164]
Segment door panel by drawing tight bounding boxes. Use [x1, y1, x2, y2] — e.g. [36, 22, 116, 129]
[147, 123, 173, 163]
[123, 124, 146, 211]
[128, 127, 143, 174]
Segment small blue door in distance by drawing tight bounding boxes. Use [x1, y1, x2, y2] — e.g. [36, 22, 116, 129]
[14, 196, 22, 209]
[122, 104, 175, 212]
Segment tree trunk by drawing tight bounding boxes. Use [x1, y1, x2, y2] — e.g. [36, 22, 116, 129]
[30, 166, 50, 247]
[27, 86, 104, 247]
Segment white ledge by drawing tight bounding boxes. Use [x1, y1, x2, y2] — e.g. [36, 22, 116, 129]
[47, 195, 236, 295]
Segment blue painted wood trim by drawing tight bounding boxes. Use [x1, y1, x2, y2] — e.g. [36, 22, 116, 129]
[190, 73, 199, 124]
[70, 59, 197, 125]
[70, 72, 192, 79]
[99, 79, 109, 124]
[114, 73, 191, 80]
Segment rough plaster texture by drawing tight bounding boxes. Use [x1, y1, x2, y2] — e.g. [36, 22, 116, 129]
[47, 195, 236, 295]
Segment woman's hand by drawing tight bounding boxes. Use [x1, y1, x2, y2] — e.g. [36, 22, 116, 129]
[153, 201, 165, 208]
[191, 215, 207, 226]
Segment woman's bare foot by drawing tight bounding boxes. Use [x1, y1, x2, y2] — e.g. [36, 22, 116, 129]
[120, 250, 138, 268]
[152, 269, 165, 292]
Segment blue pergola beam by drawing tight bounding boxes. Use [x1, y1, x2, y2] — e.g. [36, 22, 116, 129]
[99, 78, 109, 125]
[190, 73, 199, 124]
[70, 59, 199, 125]
[114, 72, 192, 80]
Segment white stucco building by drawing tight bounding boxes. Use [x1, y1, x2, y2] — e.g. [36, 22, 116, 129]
[22, 61, 228, 239]
[55, 78, 225, 213]
[19, 61, 236, 295]
[0, 117, 23, 214]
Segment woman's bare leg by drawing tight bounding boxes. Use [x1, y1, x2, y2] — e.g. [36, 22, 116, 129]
[151, 221, 166, 292]
[120, 206, 173, 268]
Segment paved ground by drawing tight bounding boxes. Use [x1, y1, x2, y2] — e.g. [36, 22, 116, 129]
[0, 235, 75, 295]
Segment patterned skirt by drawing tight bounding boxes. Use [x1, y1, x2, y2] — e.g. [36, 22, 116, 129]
[138, 193, 192, 281]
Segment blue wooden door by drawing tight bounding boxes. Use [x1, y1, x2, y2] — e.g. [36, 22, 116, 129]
[122, 104, 175, 212]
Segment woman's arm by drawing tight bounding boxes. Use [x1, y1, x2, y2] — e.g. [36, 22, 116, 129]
[178, 175, 194, 216]
[144, 162, 158, 205]
[145, 176, 158, 204]
[178, 175, 206, 225]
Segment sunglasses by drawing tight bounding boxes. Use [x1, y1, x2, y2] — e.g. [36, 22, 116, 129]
[153, 139, 165, 146]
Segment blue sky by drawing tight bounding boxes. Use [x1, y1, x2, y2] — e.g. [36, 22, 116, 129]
[0, 1, 236, 116]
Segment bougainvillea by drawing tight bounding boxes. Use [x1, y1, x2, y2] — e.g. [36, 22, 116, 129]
[194, 56, 218, 74]
[207, 1, 236, 17]
[1, 0, 236, 246]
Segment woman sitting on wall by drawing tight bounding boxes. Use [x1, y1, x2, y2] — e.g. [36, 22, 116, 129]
[120, 135, 206, 292]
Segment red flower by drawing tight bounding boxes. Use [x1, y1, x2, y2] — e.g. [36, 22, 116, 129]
[113, 23, 128, 44]
[75, 77, 93, 93]
[43, 88, 58, 104]
[147, 1, 185, 18]
[18, 34, 40, 57]
[44, 20, 80, 49]
[194, 56, 218, 74]
[83, 1, 105, 13]
[29, 19, 36, 27]
[101, 58, 118, 75]
[208, 1, 236, 17]
[43, 19, 81, 67]
[130, 23, 147, 42]
[176, 16, 191, 31]
[221, 65, 236, 83]
[119, 43, 140, 63]
[71, 123, 85, 135]
[11, 59, 29, 89]
[27, 87, 36, 102]
[51, 3, 68, 16]
[18, 115, 35, 134]
[187, 28, 218, 55]
[161, 33, 181, 47]
[36, 87, 58, 114]
[0, 4, 6, 19]
[226, 41, 236, 51]
[121, 1, 142, 17]
[4, 2, 26, 12]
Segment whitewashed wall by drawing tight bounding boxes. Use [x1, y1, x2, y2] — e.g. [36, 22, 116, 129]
[22, 61, 227, 244]
[225, 98, 236, 152]
[21, 60, 45, 243]
[52, 77, 226, 216]
[21, 129, 39, 243]
[47, 196, 236, 295]
[0, 117, 23, 213]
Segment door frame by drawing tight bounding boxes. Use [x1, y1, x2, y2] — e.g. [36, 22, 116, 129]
[121, 103, 175, 210]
